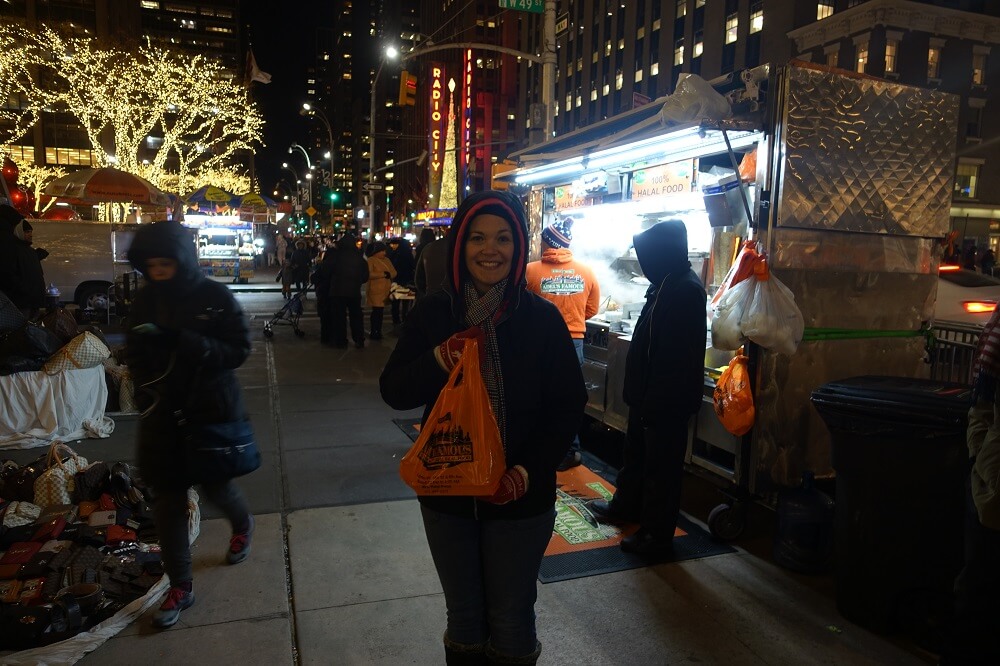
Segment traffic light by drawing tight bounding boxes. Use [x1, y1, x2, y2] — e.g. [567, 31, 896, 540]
[329, 190, 339, 203]
[398, 71, 417, 106]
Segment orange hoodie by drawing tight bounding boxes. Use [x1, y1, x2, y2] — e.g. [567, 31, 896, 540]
[526, 248, 600, 338]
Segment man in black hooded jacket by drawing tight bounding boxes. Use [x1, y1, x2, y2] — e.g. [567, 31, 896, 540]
[588, 220, 707, 555]
[0, 204, 45, 317]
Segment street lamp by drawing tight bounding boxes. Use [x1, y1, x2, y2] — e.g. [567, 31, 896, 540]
[369, 45, 398, 234]
[301, 103, 335, 189]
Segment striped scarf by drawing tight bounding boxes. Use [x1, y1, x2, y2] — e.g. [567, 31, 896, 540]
[973, 308, 1000, 400]
[463, 279, 508, 450]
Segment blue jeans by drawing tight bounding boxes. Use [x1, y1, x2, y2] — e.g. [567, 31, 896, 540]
[420, 504, 555, 657]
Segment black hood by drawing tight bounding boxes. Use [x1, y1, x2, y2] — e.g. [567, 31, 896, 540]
[127, 221, 201, 290]
[445, 190, 528, 304]
[633, 220, 690, 286]
[0, 204, 22, 241]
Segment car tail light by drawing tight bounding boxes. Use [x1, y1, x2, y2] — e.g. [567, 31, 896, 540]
[963, 301, 997, 314]
[940, 264, 961, 272]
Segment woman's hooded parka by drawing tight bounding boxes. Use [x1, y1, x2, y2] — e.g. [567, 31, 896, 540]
[380, 191, 587, 520]
[125, 221, 251, 489]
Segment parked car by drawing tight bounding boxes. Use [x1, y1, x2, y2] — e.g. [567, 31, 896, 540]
[935, 265, 1000, 326]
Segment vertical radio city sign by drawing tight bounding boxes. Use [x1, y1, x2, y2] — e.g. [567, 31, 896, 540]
[463, 49, 473, 190]
[428, 62, 447, 204]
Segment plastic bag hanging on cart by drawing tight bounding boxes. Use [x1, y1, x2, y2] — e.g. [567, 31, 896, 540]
[714, 352, 755, 436]
[712, 273, 755, 351]
[740, 259, 805, 356]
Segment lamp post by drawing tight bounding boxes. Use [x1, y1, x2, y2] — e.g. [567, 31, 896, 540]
[369, 45, 398, 235]
[301, 103, 335, 189]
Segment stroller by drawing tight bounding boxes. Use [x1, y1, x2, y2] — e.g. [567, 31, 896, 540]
[263, 286, 309, 339]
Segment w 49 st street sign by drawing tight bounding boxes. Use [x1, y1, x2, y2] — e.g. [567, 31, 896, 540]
[498, 0, 543, 13]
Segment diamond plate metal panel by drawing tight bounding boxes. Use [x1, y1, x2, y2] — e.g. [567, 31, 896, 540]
[777, 65, 959, 237]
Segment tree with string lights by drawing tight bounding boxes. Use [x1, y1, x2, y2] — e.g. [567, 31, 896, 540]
[0, 29, 40, 147]
[8, 154, 66, 216]
[3, 23, 263, 191]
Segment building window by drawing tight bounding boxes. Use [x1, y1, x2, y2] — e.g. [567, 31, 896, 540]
[651, 61, 659, 76]
[928, 47, 941, 79]
[955, 162, 980, 199]
[696, 0, 706, 7]
[817, 1, 834, 20]
[616, 70, 624, 90]
[856, 41, 869, 73]
[826, 49, 839, 68]
[44, 147, 98, 167]
[676, 0, 686, 18]
[972, 52, 988, 85]
[140, 1, 159, 8]
[750, 4, 763, 34]
[603, 83, 610, 95]
[653, 18, 661, 31]
[5, 145, 34, 162]
[565, 94, 571, 111]
[885, 40, 898, 74]
[674, 39, 685, 66]
[605, 40, 612, 56]
[694, 31, 704, 58]
[637, 26, 645, 39]
[618, 38, 625, 50]
[968, 99, 985, 140]
[725, 14, 738, 45]
[591, 87, 598, 101]
[635, 66, 644, 82]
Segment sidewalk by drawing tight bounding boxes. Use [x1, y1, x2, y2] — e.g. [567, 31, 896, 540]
[7, 298, 933, 664]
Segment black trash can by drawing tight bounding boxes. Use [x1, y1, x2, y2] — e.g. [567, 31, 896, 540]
[811, 376, 969, 635]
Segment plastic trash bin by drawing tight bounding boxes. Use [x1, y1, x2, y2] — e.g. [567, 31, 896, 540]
[811, 376, 969, 635]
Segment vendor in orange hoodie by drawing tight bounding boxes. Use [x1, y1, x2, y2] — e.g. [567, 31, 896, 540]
[526, 216, 600, 470]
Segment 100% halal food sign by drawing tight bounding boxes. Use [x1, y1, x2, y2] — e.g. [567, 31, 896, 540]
[498, 0, 544, 13]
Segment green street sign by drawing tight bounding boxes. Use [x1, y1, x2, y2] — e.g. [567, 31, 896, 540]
[498, 0, 544, 14]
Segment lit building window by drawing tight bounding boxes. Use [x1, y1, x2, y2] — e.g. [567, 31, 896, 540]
[928, 47, 941, 79]
[955, 162, 981, 199]
[141, 1, 159, 8]
[603, 83, 610, 95]
[591, 88, 598, 101]
[885, 40, 898, 73]
[605, 40, 612, 56]
[694, 31, 704, 57]
[635, 67, 644, 82]
[676, 0, 686, 18]
[817, 1, 834, 20]
[637, 27, 645, 39]
[674, 39, 684, 66]
[616, 70, 624, 90]
[565, 94, 572, 111]
[973, 51, 988, 85]
[826, 49, 838, 68]
[651, 61, 659, 76]
[618, 38, 625, 50]
[653, 18, 661, 31]
[856, 40, 869, 73]
[696, 0, 705, 7]
[577, 58, 583, 72]
[750, 4, 763, 33]
[576, 93, 582, 107]
[725, 14, 738, 45]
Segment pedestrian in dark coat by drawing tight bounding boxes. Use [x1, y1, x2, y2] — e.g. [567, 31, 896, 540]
[380, 190, 586, 665]
[125, 221, 255, 630]
[326, 233, 369, 348]
[289, 240, 312, 293]
[588, 220, 707, 556]
[0, 205, 45, 317]
[312, 247, 336, 345]
[414, 236, 449, 301]
[387, 236, 415, 325]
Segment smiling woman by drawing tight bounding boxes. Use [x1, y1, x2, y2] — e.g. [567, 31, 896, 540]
[463, 213, 514, 295]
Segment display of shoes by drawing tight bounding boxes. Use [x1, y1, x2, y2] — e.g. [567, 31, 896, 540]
[619, 528, 674, 557]
[585, 498, 636, 526]
[557, 450, 583, 471]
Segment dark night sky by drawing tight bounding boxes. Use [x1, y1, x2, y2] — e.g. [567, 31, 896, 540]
[242, 1, 331, 195]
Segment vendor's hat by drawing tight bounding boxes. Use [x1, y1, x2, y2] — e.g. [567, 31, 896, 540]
[542, 218, 573, 248]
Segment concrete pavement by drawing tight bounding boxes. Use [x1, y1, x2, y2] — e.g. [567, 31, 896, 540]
[4, 291, 933, 664]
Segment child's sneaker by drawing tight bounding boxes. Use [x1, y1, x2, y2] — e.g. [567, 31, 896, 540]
[227, 514, 254, 565]
[152, 585, 194, 629]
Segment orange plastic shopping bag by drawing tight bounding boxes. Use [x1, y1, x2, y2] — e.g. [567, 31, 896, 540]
[399, 339, 506, 496]
[713, 352, 755, 436]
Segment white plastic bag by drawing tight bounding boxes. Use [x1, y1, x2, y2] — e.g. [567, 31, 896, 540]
[711, 276, 755, 351]
[740, 274, 804, 355]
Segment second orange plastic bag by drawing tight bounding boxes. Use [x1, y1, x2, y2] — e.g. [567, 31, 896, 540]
[713, 353, 755, 436]
[399, 338, 506, 496]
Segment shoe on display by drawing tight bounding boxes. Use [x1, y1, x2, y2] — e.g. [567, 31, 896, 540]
[620, 528, 674, 557]
[151, 586, 194, 629]
[585, 498, 635, 525]
[227, 514, 254, 565]
[557, 450, 583, 471]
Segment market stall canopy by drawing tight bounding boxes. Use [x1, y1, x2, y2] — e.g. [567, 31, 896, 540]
[186, 185, 236, 213]
[42, 167, 171, 206]
[232, 192, 277, 210]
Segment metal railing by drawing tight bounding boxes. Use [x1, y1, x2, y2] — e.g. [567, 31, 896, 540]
[927, 322, 981, 386]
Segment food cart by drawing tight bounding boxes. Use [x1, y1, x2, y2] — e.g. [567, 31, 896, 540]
[184, 213, 255, 282]
[498, 61, 959, 537]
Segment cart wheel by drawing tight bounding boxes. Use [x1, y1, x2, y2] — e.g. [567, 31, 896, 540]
[263, 328, 274, 339]
[294, 329, 306, 338]
[707, 502, 746, 541]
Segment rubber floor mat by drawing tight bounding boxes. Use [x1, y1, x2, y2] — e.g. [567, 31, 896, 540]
[540, 464, 736, 583]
